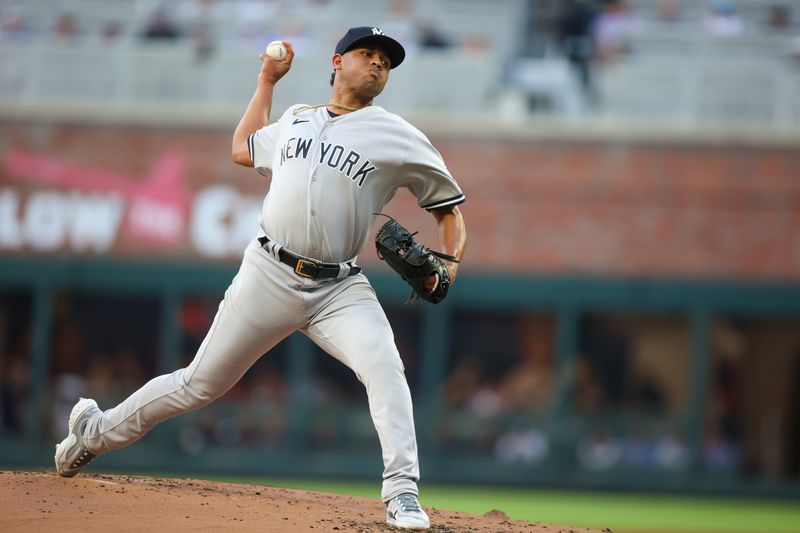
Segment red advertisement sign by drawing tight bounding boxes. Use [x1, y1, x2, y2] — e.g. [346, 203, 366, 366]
[1, 148, 262, 261]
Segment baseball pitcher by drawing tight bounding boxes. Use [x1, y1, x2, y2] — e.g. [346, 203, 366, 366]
[55, 26, 467, 531]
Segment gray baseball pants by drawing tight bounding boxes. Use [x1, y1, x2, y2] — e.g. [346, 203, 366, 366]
[81, 238, 420, 502]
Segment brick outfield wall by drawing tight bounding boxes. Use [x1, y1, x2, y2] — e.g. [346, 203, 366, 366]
[2, 123, 799, 280]
[433, 139, 800, 280]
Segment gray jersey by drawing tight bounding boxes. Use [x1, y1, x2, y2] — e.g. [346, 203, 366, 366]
[248, 105, 465, 263]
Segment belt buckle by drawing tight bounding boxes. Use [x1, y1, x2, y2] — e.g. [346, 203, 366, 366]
[294, 258, 315, 278]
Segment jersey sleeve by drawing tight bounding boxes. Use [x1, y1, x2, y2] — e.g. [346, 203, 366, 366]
[402, 127, 465, 211]
[248, 122, 280, 175]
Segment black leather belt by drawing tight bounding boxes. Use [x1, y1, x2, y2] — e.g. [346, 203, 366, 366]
[258, 236, 361, 279]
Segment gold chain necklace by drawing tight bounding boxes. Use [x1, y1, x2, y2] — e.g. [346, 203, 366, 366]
[292, 103, 358, 115]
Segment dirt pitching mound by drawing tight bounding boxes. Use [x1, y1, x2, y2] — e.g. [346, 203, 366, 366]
[0, 470, 604, 532]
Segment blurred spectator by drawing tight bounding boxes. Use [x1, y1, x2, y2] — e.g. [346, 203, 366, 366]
[114, 345, 147, 395]
[179, 0, 222, 61]
[494, 427, 549, 464]
[557, 0, 598, 108]
[440, 355, 481, 409]
[178, 423, 206, 454]
[593, 0, 639, 63]
[180, 297, 218, 365]
[703, 0, 745, 37]
[249, 364, 287, 407]
[705, 320, 745, 470]
[441, 356, 506, 419]
[1, 355, 28, 434]
[85, 354, 118, 407]
[50, 319, 87, 376]
[627, 374, 666, 412]
[142, 6, 181, 41]
[706, 421, 741, 469]
[574, 357, 605, 412]
[766, 4, 791, 32]
[51, 372, 87, 438]
[577, 315, 632, 411]
[499, 314, 554, 414]
[619, 429, 655, 467]
[577, 431, 623, 470]
[712, 355, 742, 444]
[101, 21, 124, 43]
[468, 380, 504, 418]
[462, 33, 491, 53]
[416, 22, 453, 50]
[653, 434, 689, 469]
[1, 6, 33, 43]
[655, 0, 683, 24]
[53, 12, 80, 42]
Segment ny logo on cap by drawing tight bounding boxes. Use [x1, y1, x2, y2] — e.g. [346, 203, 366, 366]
[371, 27, 384, 35]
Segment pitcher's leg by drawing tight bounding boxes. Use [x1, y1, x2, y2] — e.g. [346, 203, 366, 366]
[83, 243, 301, 455]
[306, 278, 420, 502]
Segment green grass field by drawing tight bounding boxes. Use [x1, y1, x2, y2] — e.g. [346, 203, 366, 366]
[203, 475, 800, 533]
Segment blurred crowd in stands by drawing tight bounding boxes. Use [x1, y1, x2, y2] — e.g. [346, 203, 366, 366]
[2, 0, 798, 59]
[549, 0, 800, 59]
[0, 0, 461, 63]
[0, 0, 800, 123]
[544, 0, 800, 110]
[2, 290, 796, 477]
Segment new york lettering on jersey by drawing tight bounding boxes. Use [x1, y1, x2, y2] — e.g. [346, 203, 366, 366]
[278, 136, 375, 187]
[249, 105, 465, 229]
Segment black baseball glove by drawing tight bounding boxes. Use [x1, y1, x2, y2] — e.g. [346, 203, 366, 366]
[374, 216, 458, 304]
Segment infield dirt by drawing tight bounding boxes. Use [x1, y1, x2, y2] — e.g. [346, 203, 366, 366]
[0, 470, 607, 532]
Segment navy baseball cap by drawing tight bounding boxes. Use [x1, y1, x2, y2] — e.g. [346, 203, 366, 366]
[335, 26, 405, 69]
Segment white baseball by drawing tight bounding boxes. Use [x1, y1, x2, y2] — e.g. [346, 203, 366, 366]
[265, 40, 287, 61]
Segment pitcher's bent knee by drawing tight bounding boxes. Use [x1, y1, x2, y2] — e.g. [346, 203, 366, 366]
[173, 368, 226, 408]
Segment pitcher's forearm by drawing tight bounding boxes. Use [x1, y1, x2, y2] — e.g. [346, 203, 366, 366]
[232, 43, 295, 166]
[432, 206, 466, 282]
[231, 80, 275, 166]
